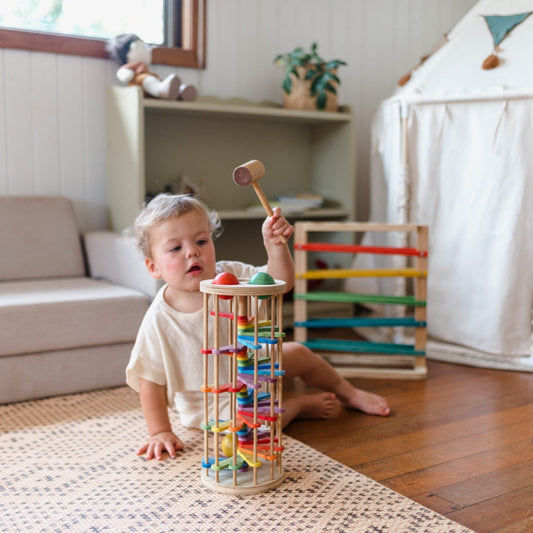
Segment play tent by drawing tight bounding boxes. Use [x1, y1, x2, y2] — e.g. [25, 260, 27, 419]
[348, 0, 533, 370]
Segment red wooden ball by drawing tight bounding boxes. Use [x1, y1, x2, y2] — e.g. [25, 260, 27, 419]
[212, 272, 239, 300]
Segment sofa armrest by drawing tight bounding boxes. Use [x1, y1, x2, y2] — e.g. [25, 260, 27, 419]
[83, 231, 162, 299]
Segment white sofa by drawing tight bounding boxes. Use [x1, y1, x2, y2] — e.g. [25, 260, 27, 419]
[0, 196, 158, 404]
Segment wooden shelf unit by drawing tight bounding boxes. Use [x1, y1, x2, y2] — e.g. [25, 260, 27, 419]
[106, 86, 355, 264]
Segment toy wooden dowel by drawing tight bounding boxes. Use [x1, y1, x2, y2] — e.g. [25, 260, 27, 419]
[233, 160, 286, 244]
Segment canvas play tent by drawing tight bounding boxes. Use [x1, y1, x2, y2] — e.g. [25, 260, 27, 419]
[348, 0, 533, 370]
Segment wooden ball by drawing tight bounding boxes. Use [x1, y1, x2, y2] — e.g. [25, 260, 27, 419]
[213, 272, 239, 300]
[221, 433, 233, 457]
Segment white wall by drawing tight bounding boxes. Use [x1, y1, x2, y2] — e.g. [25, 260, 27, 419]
[0, 0, 476, 230]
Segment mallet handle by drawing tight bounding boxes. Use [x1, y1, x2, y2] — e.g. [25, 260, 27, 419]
[252, 182, 287, 244]
[252, 182, 273, 216]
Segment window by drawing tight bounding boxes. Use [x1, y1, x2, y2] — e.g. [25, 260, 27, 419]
[0, 0, 205, 68]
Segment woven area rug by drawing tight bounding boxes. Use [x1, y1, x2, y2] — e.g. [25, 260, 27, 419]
[0, 387, 472, 533]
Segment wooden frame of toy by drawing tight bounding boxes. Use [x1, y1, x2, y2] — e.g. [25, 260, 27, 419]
[293, 221, 428, 380]
[200, 272, 286, 495]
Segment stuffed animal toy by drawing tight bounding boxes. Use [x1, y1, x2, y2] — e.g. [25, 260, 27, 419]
[107, 34, 197, 101]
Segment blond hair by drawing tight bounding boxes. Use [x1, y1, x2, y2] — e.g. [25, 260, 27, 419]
[132, 194, 222, 257]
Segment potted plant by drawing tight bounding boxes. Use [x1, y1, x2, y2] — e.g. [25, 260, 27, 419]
[274, 42, 346, 111]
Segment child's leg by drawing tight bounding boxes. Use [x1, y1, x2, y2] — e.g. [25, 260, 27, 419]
[282, 341, 390, 424]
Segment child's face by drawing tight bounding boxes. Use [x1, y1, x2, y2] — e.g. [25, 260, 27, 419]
[145, 209, 216, 295]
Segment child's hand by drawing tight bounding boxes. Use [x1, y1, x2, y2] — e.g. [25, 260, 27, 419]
[262, 206, 294, 245]
[137, 430, 184, 460]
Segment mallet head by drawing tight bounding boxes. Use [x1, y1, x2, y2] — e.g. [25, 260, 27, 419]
[233, 160, 265, 187]
[232, 159, 287, 244]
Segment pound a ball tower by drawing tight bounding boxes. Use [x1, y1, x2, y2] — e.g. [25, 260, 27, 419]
[199, 272, 286, 495]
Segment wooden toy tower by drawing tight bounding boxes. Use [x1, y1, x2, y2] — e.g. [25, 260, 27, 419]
[293, 221, 428, 380]
[199, 273, 286, 495]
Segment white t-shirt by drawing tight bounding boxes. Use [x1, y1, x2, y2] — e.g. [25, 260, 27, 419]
[126, 260, 267, 428]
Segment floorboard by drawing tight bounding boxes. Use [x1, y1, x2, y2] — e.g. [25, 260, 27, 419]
[284, 357, 533, 533]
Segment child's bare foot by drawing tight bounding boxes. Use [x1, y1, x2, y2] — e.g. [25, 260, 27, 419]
[342, 388, 390, 416]
[297, 392, 336, 419]
[283, 393, 336, 427]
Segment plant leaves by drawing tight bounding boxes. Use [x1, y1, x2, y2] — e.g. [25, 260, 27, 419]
[310, 77, 321, 95]
[282, 75, 292, 94]
[326, 60, 347, 69]
[289, 66, 300, 79]
[325, 82, 337, 94]
[275, 42, 346, 101]
[314, 77, 327, 91]
[316, 92, 327, 110]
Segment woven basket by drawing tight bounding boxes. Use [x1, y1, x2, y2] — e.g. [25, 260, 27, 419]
[282, 66, 338, 112]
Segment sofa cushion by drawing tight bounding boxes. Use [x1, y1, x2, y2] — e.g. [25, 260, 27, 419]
[0, 344, 134, 404]
[0, 196, 85, 281]
[0, 278, 150, 357]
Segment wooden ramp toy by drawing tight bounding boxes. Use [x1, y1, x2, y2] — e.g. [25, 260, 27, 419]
[293, 221, 428, 380]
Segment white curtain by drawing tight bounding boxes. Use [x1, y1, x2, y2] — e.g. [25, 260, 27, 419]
[356, 97, 533, 358]
[408, 98, 533, 355]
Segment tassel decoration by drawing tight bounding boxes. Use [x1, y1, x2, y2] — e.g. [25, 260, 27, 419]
[397, 73, 411, 86]
[482, 53, 499, 70]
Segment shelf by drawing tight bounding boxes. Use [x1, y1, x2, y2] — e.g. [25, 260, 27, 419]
[107, 86, 355, 263]
[144, 95, 352, 124]
[219, 208, 348, 220]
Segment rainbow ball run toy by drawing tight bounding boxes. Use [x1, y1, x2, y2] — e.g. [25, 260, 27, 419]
[200, 273, 286, 495]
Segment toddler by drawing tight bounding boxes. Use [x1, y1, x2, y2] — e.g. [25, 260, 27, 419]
[127, 193, 390, 460]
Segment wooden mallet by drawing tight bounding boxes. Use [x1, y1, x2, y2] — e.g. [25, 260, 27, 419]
[233, 159, 287, 243]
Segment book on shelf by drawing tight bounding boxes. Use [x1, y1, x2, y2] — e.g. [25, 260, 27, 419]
[246, 194, 324, 215]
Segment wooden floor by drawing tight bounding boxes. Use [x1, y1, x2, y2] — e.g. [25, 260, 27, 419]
[284, 357, 533, 533]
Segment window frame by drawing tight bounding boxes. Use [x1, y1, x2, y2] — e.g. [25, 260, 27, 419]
[0, 0, 205, 68]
